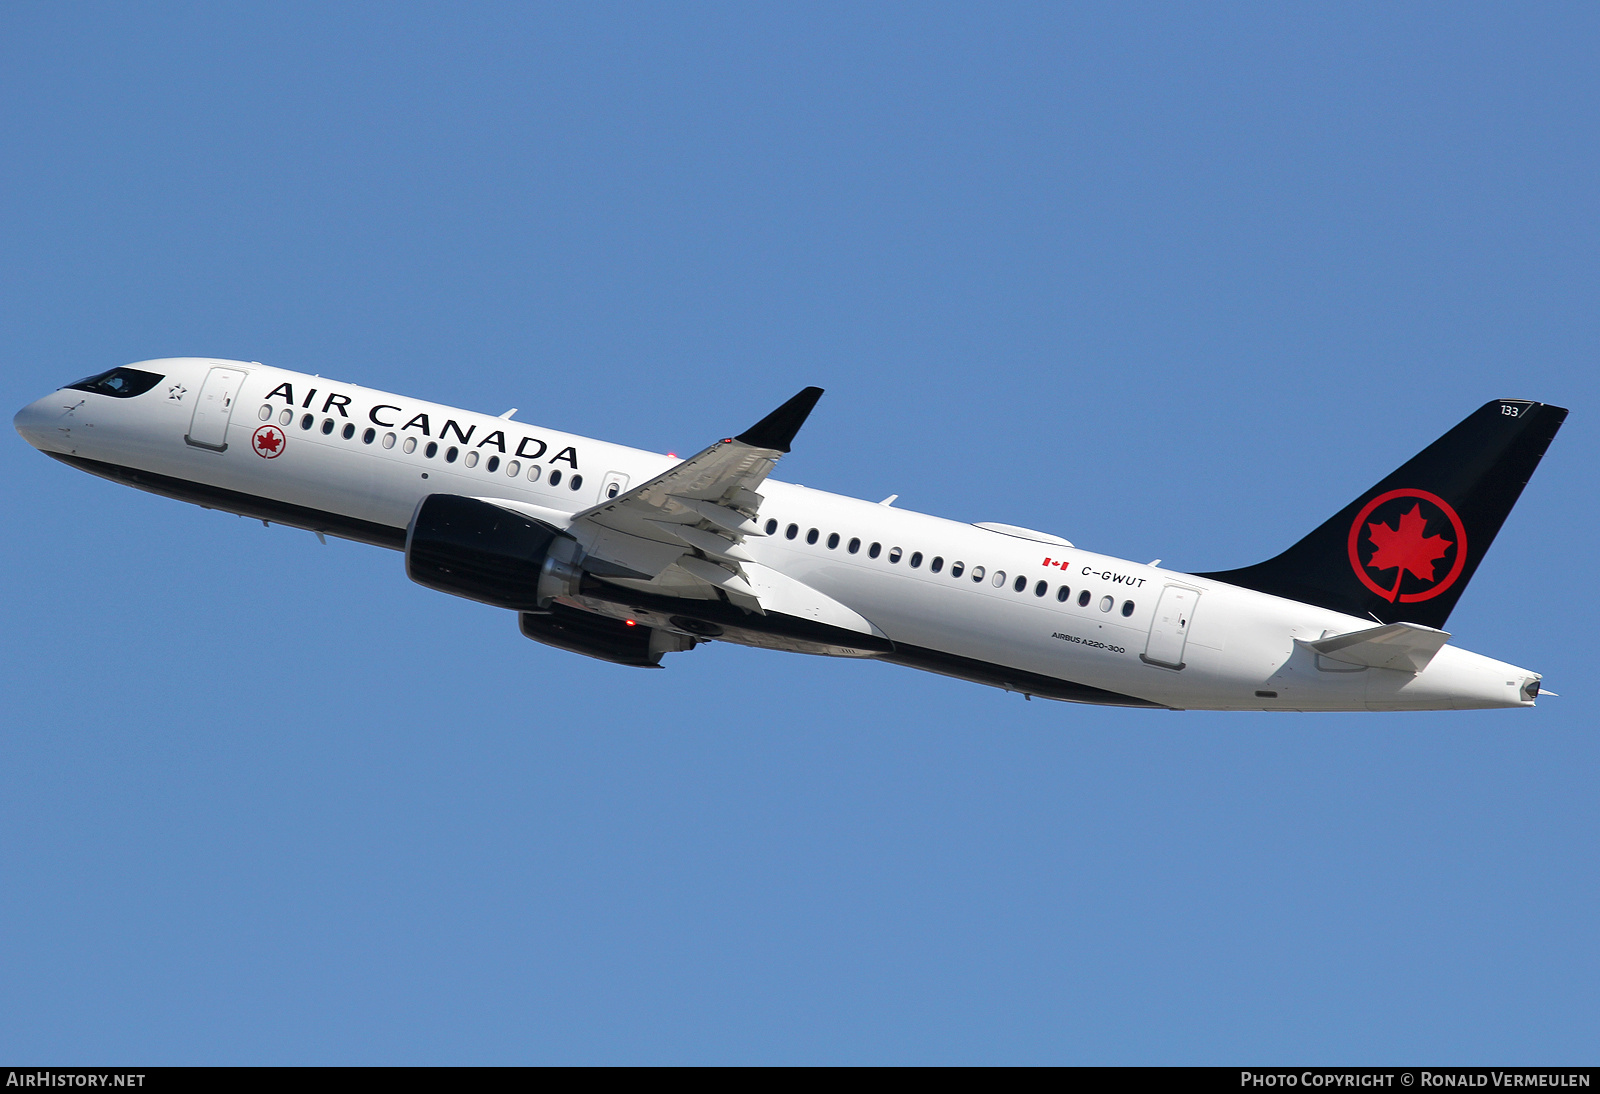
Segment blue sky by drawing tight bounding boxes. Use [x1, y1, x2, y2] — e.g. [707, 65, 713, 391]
[2, 3, 1595, 1064]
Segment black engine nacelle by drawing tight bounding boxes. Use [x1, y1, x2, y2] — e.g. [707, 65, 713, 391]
[407, 494, 693, 668]
[519, 605, 680, 668]
[405, 493, 574, 611]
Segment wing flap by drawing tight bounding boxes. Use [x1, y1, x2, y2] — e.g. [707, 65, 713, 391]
[645, 520, 754, 561]
[569, 525, 687, 579]
[739, 561, 887, 638]
[671, 496, 766, 536]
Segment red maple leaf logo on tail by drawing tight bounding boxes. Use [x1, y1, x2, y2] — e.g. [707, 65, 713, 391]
[1365, 503, 1453, 601]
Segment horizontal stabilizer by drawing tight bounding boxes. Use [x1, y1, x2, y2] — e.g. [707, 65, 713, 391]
[1302, 622, 1451, 673]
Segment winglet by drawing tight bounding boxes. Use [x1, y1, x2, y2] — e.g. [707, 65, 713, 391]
[736, 387, 824, 453]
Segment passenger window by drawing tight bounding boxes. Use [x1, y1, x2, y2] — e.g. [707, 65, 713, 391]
[786, 523, 799, 540]
[951, 561, 964, 578]
[301, 414, 314, 430]
[362, 427, 376, 444]
[570, 474, 583, 490]
[506, 459, 520, 476]
[382, 432, 397, 449]
[446, 446, 459, 463]
[806, 528, 819, 545]
[403, 437, 417, 454]
[992, 570, 1005, 588]
[487, 456, 500, 472]
[1013, 575, 1027, 592]
[909, 551, 922, 568]
[527, 464, 542, 482]
[1121, 600, 1135, 617]
[342, 423, 355, 440]
[321, 418, 335, 435]
[869, 542, 882, 559]
[848, 537, 861, 554]
[971, 565, 984, 582]
[1078, 590, 1091, 607]
[888, 547, 902, 564]
[278, 409, 293, 426]
[766, 519, 778, 535]
[827, 532, 840, 549]
[464, 451, 478, 467]
[1035, 580, 1048, 597]
[257, 405, 272, 421]
[930, 556, 943, 573]
[549, 469, 562, 486]
[1056, 585, 1070, 602]
[606, 482, 619, 498]
[425, 441, 438, 458]
[1100, 595, 1114, 612]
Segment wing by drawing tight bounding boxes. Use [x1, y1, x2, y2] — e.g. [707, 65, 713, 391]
[564, 387, 824, 593]
[467, 385, 886, 649]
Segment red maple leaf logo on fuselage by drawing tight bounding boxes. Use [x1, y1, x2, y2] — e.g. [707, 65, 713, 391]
[252, 426, 285, 458]
[1365, 503, 1453, 601]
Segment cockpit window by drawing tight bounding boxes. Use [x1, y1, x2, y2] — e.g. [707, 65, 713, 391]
[67, 367, 164, 398]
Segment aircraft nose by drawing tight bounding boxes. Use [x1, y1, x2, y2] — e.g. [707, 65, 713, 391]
[14, 394, 60, 450]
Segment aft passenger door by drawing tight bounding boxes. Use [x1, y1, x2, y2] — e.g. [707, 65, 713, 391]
[1142, 584, 1199, 670]
[185, 366, 248, 452]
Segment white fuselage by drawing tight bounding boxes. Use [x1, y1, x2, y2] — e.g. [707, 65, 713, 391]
[15, 358, 1541, 712]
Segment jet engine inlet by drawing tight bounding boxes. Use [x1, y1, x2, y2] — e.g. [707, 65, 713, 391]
[405, 493, 566, 610]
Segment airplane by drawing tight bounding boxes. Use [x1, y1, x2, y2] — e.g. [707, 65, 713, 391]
[14, 358, 1567, 712]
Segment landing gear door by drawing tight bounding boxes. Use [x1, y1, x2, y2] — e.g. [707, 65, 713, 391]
[185, 366, 248, 452]
[1142, 584, 1199, 670]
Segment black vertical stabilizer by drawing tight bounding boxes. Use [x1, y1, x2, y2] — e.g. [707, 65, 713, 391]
[1197, 399, 1567, 629]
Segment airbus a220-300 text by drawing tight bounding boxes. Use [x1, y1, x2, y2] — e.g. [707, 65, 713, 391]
[15, 360, 1567, 711]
